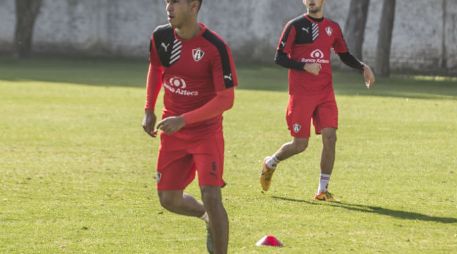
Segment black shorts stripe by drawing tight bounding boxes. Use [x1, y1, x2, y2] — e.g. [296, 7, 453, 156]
[202, 30, 234, 88]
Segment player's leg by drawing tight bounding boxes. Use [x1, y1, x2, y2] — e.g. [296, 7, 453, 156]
[320, 127, 337, 175]
[272, 137, 309, 161]
[156, 147, 207, 218]
[264, 137, 309, 171]
[313, 92, 338, 201]
[201, 186, 228, 254]
[193, 132, 228, 254]
[260, 138, 308, 192]
[260, 95, 315, 191]
[318, 127, 336, 194]
[158, 190, 206, 217]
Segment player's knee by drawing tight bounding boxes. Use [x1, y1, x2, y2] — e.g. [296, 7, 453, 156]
[291, 140, 308, 154]
[322, 131, 337, 145]
[158, 192, 179, 210]
[201, 186, 222, 209]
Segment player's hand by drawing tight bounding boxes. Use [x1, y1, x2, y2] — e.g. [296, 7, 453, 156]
[363, 64, 375, 88]
[142, 110, 157, 138]
[156, 116, 186, 135]
[304, 63, 322, 76]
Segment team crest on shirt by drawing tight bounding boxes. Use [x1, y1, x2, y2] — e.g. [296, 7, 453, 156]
[325, 26, 333, 36]
[293, 123, 301, 133]
[192, 48, 205, 62]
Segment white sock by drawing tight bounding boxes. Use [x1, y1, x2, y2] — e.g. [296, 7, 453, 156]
[265, 155, 280, 169]
[200, 211, 209, 224]
[318, 173, 331, 193]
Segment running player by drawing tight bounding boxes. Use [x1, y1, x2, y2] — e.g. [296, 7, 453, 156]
[260, 0, 375, 201]
[142, 1, 237, 253]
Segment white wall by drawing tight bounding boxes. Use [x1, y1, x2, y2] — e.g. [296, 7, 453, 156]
[0, 0, 16, 52]
[0, 0, 456, 74]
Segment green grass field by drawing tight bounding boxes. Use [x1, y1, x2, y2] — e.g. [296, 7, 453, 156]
[1, 57, 456, 253]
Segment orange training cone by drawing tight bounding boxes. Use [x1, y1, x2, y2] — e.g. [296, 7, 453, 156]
[256, 235, 284, 247]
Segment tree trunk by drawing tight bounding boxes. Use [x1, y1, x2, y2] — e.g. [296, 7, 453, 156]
[344, 0, 370, 60]
[15, 0, 43, 58]
[375, 0, 396, 77]
[441, 0, 448, 70]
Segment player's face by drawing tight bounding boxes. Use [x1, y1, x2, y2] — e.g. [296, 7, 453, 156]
[165, 0, 195, 28]
[304, 0, 325, 14]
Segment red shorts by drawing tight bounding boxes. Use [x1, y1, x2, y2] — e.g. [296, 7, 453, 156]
[286, 91, 338, 138]
[155, 132, 225, 191]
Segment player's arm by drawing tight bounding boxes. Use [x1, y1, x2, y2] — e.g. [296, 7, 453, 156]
[333, 24, 375, 88]
[156, 88, 234, 134]
[275, 52, 305, 71]
[182, 88, 234, 124]
[274, 23, 321, 75]
[157, 41, 238, 135]
[337, 52, 375, 88]
[180, 43, 238, 126]
[338, 52, 364, 71]
[143, 38, 164, 138]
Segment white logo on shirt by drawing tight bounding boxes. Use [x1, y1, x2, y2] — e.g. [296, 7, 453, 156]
[224, 74, 232, 81]
[325, 27, 333, 36]
[301, 49, 330, 64]
[302, 27, 310, 33]
[161, 42, 170, 52]
[169, 77, 187, 89]
[164, 76, 199, 96]
[192, 48, 205, 62]
[311, 49, 324, 59]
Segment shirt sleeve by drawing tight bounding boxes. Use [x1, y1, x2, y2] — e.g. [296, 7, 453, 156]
[182, 88, 234, 125]
[211, 43, 238, 92]
[144, 36, 164, 111]
[333, 23, 349, 54]
[274, 23, 305, 71]
[338, 52, 364, 71]
[277, 22, 296, 55]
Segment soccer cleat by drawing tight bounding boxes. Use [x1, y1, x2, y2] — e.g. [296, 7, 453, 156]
[260, 157, 276, 191]
[206, 223, 214, 254]
[314, 191, 336, 201]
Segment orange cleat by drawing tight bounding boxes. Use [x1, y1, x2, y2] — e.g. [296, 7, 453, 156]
[314, 191, 336, 202]
[260, 157, 276, 191]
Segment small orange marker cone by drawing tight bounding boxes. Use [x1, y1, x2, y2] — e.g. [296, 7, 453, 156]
[256, 235, 284, 247]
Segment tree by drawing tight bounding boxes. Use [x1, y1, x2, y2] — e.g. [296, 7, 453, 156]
[344, 0, 370, 60]
[375, 0, 396, 77]
[14, 0, 43, 58]
[441, 0, 448, 70]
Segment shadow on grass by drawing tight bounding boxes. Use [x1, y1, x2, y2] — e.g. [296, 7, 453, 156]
[272, 196, 457, 224]
[0, 57, 456, 100]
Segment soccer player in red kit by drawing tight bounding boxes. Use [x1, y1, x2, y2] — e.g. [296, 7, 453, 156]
[142, 0, 237, 253]
[260, 0, 375, 201]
